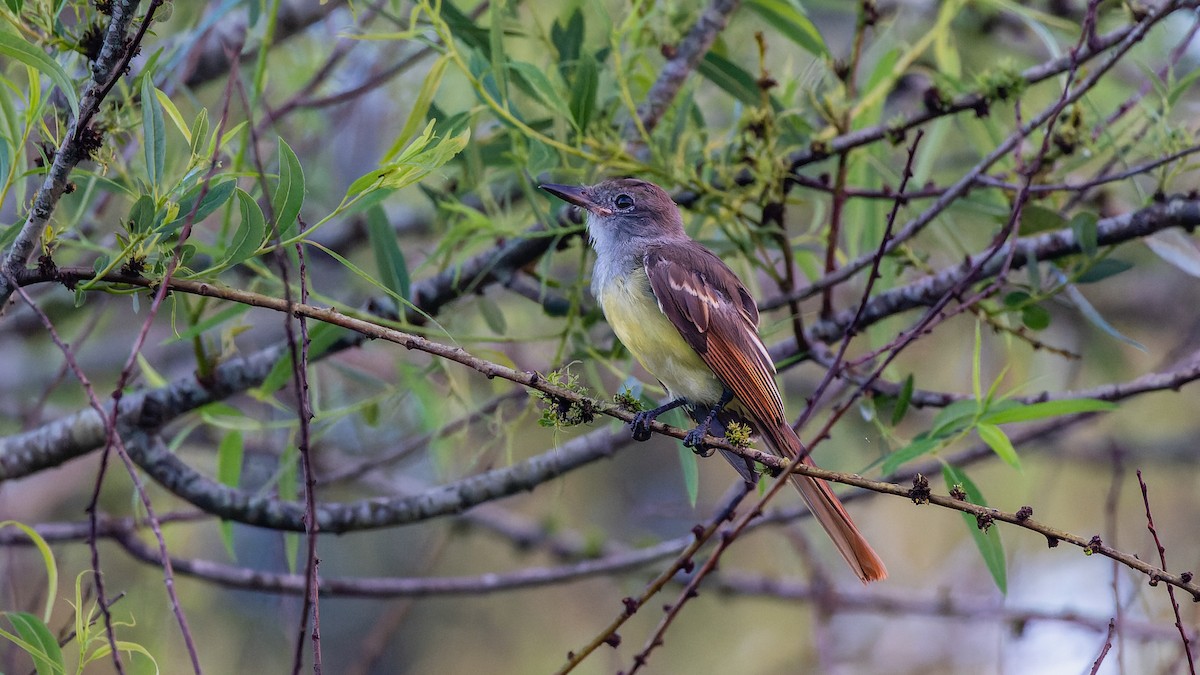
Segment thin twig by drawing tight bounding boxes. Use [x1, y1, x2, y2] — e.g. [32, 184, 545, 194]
[1136, 469, 1197, 675]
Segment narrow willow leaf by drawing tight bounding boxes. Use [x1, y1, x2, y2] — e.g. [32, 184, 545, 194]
[976, 422, 1021, 469]
[881, 434, 940, 475]
[678, 445, 700, 508]
[697, 52, 761, 106]
[268, 140, 303, 240]
[220, 188, 267, 269]
[1018, 204, 1065, 235]
[188, 108, 209, 157]
[569, 53, 599, 131]
[366, 204, 410, 309]
[6, 611, 63, 675]
[551, 8, 584, 66]
[488, 0, 509, 100]
[216, 430, 244, 560]
[745, 0, 827, 57]
[169, 178, 236, 228]
[255, 323, 350, 399]
[440, 0, 489, 54]
[933, 0, 962, 78]
[280, 446, 299, 573]
[141, 75, 165, 189]
[0, 522, 57, 622]
[508, 61, 572, 119]
[154, 87, 191, 143]
[1069, 212, 1098, 258]
[1075, 258, 1133, 284]
[127, 195, 157, 235]
[890, 374, 914, 426]
[1063, 283, 1146, 351]
[928, 399, 978, 439]
[346, 124, 469, 198]
[136, 353, 168, 388]
[479, 295, 507, 334]
[980, 398, 1116, 425]
[383, 54, 450, 163]
[0, 32, 78, 115]
[0, 138, 10, 191]
[165, 303, 250, 343]
[1145, 229, 1200, 278]
[942, 464, 1007, 593]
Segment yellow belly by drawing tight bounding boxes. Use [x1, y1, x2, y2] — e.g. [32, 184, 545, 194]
[598, 269, 725, 405]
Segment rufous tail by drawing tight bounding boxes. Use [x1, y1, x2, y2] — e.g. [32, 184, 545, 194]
[761, 421, 888, 583]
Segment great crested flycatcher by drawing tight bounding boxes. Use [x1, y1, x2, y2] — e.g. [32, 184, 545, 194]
[540, 178, 887, 583]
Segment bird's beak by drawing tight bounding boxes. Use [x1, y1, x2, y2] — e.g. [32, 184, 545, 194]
[539, 184, 612, 216]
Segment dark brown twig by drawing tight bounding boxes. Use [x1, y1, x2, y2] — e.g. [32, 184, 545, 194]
[1136, 469, 1197, 675]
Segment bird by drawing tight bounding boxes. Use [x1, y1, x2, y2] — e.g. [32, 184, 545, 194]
[539, 178, 887, 582]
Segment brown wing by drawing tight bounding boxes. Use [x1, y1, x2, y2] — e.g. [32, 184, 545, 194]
[644, 244, 786, 427]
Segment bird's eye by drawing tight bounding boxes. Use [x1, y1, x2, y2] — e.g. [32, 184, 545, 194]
[614, 194, 634, 210]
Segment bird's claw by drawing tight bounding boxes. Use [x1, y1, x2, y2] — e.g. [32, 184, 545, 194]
[683, 426, 716, 456]
[630, 412, 655, 442]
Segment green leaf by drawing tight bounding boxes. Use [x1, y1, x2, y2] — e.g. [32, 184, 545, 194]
[928, 399, 978, 439]
[980, 398, 1116, 425]
[140, 73, 165, 189]
[569, 53, 599, 131]
[942, 464, 1007, 593]
[218, 188, 267, 269]
[932, 0, 962, 78]
[1018, 204, 1065, 236]
[0, 137, 10, 191]
[1002, 290, 1031, 308]
[1145, 229, 1200, 278]
[153, 87, 190, 143]
[346, 122, 469, 198]
[489, 0, 509, 101]
[508, 61, 572, 120]
[188, 108, 209, 157]
[271, 138, 305, 238]
[366, 204, 410, 310]
[3, 0, 23, 14]
[881, 434, 941, 475]
[1168, 65, 1200, 107]
[440, 1, 489, 54]
[136, 353, 167, 388]
[697, 52, 761, 106]
[165, 303, 250, 343]
[0, 31, 78, 116]
[890, 374, 914, 425]
[975, 422, 1020, 469]
[551, 8, 584, 66]
[383, 54, 449, 163]
[678, 445, 700, 508]
[856, 47, 900, 129]
[6, 611, 64, 675]
[746, 0, 827, 57]
[127, 194, 157, 235]
[170, 178, 236, 227]
[1076, 258, 1132, 284]
[255, 323, 351, 399]
[1063, 282, 1146, 351]
[216, 430, 244, 560]
[479, 294, 507, 334]
[1020, 303, 1050, 330]
[1069, 212, 1098, 258]
[279, 446, 299, 573]
[0, 522, 57, 623]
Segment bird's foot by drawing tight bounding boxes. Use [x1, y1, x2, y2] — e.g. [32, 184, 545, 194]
[629, 397, 688, 442]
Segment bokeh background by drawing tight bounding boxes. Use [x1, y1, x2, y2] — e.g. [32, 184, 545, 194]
[3, 0, 1200, 673]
